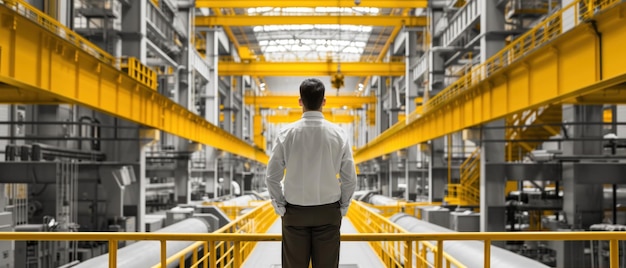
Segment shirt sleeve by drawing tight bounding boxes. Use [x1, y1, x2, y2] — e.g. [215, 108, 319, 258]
[338, 140, 357, 208]
[265, 136, 287, 207]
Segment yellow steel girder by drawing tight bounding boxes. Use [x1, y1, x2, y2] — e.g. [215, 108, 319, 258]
[245, 95, 376, 109]
[196, 0, 428, 8]
[267, 111, 355, 124]
[195, 15, 427, 27]
[0, 2, 268, 164]
[354, 0, 626, 164]
[219, 62, 405, 76]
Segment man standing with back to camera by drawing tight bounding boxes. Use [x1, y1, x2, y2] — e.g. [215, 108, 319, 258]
[266, 78, 357, 268]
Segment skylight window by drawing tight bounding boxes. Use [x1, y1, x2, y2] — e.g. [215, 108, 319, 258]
[247, 8, 378, 63]
[253, 25, 372, 33]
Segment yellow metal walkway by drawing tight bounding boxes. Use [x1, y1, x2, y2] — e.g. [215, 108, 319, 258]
[354, 0, 626, 163]
[0, 1, 267, 164]
[242, 218, 385, 268]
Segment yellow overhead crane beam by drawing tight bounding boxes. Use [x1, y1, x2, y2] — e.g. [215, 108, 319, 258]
[195, 15, 427, 27]
[267, 111, 355, 124]
[354, 0, 626, 164]
[0, 1, 268, 164]
[196, 0, 428, 8]
[219, 61, 405, 76]
[245, 95, 376, 109]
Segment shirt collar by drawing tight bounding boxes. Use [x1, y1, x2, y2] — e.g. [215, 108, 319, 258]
[302, 111, 324, 119]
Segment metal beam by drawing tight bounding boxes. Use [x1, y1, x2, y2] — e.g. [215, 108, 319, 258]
[0, 3, 268, 164]
[245, 95, 376, 109]
[219, 62, 405, 76]
[195, 15, 427, 27]
[353, 0, 626, 163]
[196, 0, 428, 8]
[267, 112, 355, 124]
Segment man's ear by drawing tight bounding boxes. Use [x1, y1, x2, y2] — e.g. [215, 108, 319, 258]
[299, 98, 303, 106]
[322, 98, 326, 107]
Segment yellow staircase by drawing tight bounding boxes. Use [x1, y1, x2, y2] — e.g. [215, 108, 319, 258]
[445, 148, 481, 206]
[445, 105, 561, 206]
[506, 105, 562, 161]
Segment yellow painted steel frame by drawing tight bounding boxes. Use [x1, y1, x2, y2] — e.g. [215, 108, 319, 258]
[354, 0, 626, 163]
[119, 57, 158, 90]
[219, 61, 406, 76]
[0, 1, 269, 164]
[196, 15, 427, 27]
[244, 94, 377, 109]
[0, 201, 624, 268]
[267, 113, 355, 124]
[196, 0, 429, 8]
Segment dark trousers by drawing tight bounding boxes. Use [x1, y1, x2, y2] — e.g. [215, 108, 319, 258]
[281, 201, 342, 268]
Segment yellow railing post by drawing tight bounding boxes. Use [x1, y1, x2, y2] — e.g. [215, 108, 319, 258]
[234, 241, 242, 267]
[203, 241, 209, 268]
[484, 239, 491, 268]
[191, 247, 198, 267]
[405, 240, 412, 268]
[436, 240, 443, 268]
[610, 239, 618, 267]
[210, 240, 217, 266]
[108, 240, 118, 268]
[160, 240, 167, 268]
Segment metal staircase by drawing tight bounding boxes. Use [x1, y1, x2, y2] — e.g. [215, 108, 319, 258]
[445, 148, 480, 206]
[445, 105, 561, 206]
[506, 105, 562, 161]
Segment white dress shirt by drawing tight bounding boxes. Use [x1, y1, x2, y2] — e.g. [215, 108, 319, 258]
[265, 111, 357, 210]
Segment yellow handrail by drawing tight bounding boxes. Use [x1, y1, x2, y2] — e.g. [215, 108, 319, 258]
[1, 0, 159, 91]
[0, 223, 624, 267]
[418, 0, 621, 117]
[3, 0, 115, 65]
[151, 200, 278, 268]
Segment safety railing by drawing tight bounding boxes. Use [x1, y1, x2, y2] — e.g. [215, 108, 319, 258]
[349, 200, 465, 268]
[3, 230, 625, 268]
[151, 200, 278, 268]
[1, 0, 116, 66]
[0, 199, 625, 268]
[119, 57, 158, 90]
[423, 0, 622, 114]
[0, 0, 161, 91]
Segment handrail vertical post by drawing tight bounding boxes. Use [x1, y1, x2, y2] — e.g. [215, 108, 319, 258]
[203, 241, 209, 268]
[436, 240, 443, 268]
[484, 239, 491, 268]
[160, 240, 167, 268]
[610, 239, 618, 267]
[192, 247, 198, 267]
[108, 240, 117, 268]
[405, 240, 412, 268]
[210, 240, 217, 266]
[234, 241, 242, 267]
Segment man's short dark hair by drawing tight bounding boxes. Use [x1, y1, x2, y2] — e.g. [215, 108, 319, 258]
[299, 78, 325, 110]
